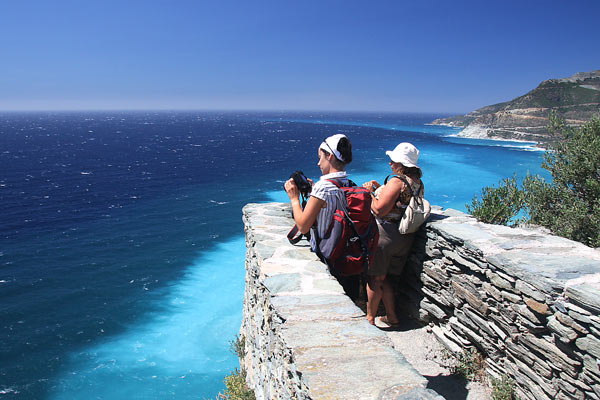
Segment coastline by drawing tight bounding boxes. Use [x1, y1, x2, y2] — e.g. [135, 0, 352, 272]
[430, 122, 545, 149]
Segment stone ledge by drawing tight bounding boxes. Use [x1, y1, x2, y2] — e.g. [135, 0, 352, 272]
[241, 202, 430, 399]
[428, 207, 600, 303]
[407, 207, 600, 400]
[242, 202, 600, 400]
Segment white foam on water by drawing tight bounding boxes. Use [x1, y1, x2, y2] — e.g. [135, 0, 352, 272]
[49, 236, 246, 399]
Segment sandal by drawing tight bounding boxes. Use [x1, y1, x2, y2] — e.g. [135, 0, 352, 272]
[379, 315, 400, 327]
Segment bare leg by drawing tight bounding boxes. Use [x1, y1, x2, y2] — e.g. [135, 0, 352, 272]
[381, 277, 399, 324]
[366, 275, 385, 325]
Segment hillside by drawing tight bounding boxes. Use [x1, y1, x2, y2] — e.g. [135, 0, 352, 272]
[431, 70, 600, 143]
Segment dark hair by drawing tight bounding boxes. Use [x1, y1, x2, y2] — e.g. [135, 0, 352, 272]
[336, 136, 352, 164]
[320, 136, 353, 169]
[398, 163, 422, 179]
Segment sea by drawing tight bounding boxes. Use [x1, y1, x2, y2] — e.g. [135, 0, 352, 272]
[0, 111, 548, 399]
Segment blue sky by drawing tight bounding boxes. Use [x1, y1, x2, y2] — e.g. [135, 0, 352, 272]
[1, 0, 599, 113]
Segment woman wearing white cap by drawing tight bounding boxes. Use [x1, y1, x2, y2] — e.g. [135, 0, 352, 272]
[284, 134, 353, 245]
[284, 134, 357, 297]
[362, 142, 424, 327]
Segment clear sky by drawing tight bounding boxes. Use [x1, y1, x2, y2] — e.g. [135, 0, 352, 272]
[1, 0, 599, 113]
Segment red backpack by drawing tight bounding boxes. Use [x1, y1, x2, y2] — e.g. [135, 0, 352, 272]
[314, 179, 379, 276]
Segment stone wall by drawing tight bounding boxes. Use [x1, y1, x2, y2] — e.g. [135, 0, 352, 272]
[241, 202, 600, 400]
[400, 207, 600, 400]
[241, 203, 442, 400]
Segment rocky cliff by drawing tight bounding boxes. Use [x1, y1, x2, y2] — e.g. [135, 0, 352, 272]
[431, 70, 600, 143]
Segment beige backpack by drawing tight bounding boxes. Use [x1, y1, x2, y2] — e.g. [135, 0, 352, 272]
[395, 175, 431, 234]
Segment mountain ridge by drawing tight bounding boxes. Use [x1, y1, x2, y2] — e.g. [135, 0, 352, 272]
[431, 70, 600, 143]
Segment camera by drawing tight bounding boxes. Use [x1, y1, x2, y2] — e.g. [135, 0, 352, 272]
[288, 170, 312, 198]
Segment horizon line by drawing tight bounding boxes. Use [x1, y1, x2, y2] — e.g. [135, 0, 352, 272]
[0, 107, 464, 115]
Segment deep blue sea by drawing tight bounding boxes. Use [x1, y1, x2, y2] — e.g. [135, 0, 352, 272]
[0, 111, 547, 399]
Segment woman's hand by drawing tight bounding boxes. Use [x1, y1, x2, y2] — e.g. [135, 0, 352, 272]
[370, 178, 403, 217]
[362, 180, 381, 192]
[284, 178, 300, 200]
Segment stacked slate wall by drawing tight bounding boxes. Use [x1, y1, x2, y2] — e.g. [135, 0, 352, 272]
[399, 208, 600, 400]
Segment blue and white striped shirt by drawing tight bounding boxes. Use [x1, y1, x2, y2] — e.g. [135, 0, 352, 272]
[309, 171, 349, 251]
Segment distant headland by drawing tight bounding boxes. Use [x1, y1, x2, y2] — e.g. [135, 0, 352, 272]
[431, 70, 600, 143]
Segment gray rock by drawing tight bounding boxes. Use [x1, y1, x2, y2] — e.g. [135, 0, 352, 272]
[255, 242, 278, 259]
[511, 356, 558, 398]
[431, 324, 463, 353]
[420, 298, 448, 320]
[263, 273, 302, 294]
[566, 284, 600, 314]
[548, 315, 579, 343]
[556, 311, 589, 334]
[518, 333, 581, 375]
[501, 290, 522, 303]
[422, 264, 450, 285]
[421, 286, 453, 308]
[487, 270, 514, 291]
[516, 280, 546, 302]
[461, 306, 497, 339]
[295, 345, 427, 400]
[482, 282, 502, 302]
[442, 249, 481, 271]
[451, 275, 489, 315]
[559, 371, 593, 392]
[565, 301, 593, 315]
[513, 304, 544, 325]
[583, 355, 600, 378]
[576, 335, 600, 359]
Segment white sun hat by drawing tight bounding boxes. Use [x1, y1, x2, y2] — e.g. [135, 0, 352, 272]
[385, 142, 420, 168]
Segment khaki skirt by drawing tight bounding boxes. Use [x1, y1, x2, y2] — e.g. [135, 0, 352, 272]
[368, 219, 415, 276]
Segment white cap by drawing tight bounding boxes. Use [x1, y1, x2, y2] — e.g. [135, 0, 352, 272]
[385, 142, 420, 168]
[319, 134, 347, 162]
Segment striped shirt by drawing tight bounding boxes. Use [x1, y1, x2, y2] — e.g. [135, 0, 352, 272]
[309, 171, 349, 251]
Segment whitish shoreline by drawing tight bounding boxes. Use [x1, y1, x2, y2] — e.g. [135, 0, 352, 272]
[430, 122, 544, 149]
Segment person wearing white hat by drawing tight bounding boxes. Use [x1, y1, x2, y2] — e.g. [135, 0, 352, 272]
[361, 142, 424, 327]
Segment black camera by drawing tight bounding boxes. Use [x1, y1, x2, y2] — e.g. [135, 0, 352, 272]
[288, 170, 312, 198]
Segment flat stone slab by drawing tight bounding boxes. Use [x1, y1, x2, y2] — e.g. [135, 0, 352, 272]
[294, 345, 427, 400]
[566, 282, 600, 314]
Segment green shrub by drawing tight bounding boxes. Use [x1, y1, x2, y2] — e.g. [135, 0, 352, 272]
[490, 375, 518, 400]
[217, 368, 256, 400]
[216, 335, 255, 400]
[466, 175, 525, 226]
[467, 114, 600, 247]
[524, 114, 600, 247]
[452, 348, 487, 382]
[230, 335, 245, 360]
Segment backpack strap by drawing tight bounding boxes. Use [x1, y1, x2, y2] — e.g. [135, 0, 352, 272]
[325, 178, 356, 188]
[385, 175, 423, 198]
[286, 191, 312, 245]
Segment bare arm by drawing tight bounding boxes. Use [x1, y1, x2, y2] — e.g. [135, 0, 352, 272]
[285, 178, 326, 234]
[370, 178, 404, 218]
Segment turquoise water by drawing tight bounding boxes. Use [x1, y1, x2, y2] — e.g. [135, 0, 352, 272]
[0, 111, 547, 399]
